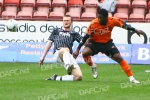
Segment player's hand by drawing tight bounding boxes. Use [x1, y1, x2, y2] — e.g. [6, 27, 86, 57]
[39, 57, 44, 67]
[135, 29, 144, 37]
[73, 50, 80, 59]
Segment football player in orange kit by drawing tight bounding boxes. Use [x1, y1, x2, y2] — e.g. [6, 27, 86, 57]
[73, 9, 144, 83]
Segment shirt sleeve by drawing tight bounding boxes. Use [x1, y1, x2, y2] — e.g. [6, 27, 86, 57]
[74, 32, 83, 43]
[48, 28, 57, 42]
[113, 18, 124, 27]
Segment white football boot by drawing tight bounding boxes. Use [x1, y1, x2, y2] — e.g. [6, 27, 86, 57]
[92, 64, 98, 79]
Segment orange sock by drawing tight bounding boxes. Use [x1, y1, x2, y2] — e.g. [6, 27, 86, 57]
[83, 56, 93, 66]
[119, 60, 133, 77]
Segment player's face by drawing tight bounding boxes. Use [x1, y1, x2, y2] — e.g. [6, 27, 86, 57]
[97, 14, 108, 25]
[63, 17, 72, 28]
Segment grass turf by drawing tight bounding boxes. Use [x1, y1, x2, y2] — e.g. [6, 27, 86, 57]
[0, 62, 150, 100]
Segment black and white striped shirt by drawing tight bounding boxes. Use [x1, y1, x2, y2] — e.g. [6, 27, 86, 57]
[48, 28, 82, 54]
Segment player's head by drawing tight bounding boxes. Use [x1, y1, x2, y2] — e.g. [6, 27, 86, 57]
[97, 9, 108, 25]
[63, 15, 73, 29]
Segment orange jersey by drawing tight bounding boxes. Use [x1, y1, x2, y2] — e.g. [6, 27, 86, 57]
[86, 17, 123, 43]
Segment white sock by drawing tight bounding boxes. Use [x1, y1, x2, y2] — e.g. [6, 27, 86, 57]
[63, 52, 72, 68]
[56, 75, 74, 81]
[129, 76, 135, 81]
[70, 55, 79, 68]
[91, 63, 96, 68]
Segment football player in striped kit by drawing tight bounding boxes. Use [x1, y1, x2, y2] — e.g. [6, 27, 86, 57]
[39, 15, 83, 81]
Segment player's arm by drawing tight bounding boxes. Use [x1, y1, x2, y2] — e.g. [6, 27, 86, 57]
[73, 23, 93, 58]
[39, 40, 53, 67]
[39, 29, 56, 66]
[73, 34, 90, 59]
[75, 23, 93, 51]
[122, 21, 145, 36]
[40, 40, 53, 60]
[77, 34, 90, 50]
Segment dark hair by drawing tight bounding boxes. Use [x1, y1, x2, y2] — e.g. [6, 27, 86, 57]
[63, 15, 73, 22]
[98, 8, 108, 17]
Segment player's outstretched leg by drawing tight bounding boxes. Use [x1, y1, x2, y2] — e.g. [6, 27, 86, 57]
[48, 48, 82, 81]
[46, 67, 82, 81]
[46, 74, 74, 81]
[119, 59, 140, 84]
[113, 53, 140, 83]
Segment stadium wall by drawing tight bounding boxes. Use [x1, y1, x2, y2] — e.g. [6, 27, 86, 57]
[0, 21, 150, 64]
[0, 43, 150, 64]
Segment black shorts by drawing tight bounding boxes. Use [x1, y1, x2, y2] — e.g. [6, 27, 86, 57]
[85, 39, 119, 57]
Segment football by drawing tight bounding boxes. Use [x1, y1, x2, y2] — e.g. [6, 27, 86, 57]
[6, 19, 18, 32]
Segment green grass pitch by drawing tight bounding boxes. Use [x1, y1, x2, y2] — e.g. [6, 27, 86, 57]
[0, 62, 150, 100]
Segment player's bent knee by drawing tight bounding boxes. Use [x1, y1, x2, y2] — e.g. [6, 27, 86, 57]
[113, 53, 123, 63]
[74, 74, 82, 81]
[72, 68, 83, 81]
[82, 48, 92, 56]
[82, 51, 90, 57]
